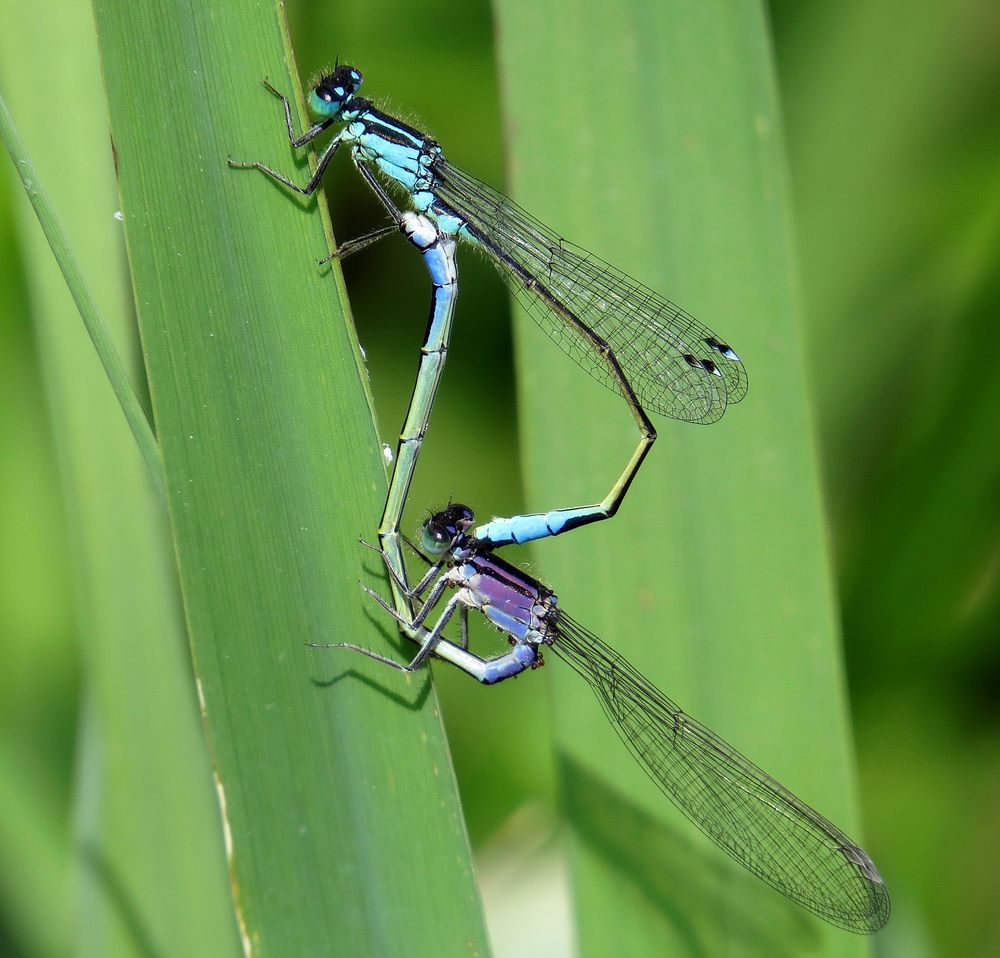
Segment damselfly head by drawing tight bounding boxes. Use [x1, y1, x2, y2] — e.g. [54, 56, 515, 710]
[309, 65, 363, 119]
[420, 504, 475, 557]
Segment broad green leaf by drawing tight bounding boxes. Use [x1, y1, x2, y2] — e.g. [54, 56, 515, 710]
[89, 0, 490, 954]
[0, 1, 239, 953]
[495, 2, 874, 954]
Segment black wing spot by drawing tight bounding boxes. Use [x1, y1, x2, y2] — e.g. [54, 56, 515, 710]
[705, 336, 740, 362]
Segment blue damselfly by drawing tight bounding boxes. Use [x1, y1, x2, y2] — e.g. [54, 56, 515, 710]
[230, 66, 747, 558]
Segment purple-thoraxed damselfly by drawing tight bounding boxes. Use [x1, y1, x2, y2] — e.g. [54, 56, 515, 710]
[310, 504, 890, 935]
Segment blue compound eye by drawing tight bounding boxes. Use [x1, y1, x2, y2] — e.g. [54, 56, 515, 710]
[308, 84, 346, 118]
[309, 65, 363, 118]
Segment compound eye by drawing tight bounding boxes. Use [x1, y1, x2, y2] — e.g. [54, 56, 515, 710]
[420, 516, 453, 557]
[439, 503, 474, 529]
[309, 66, 360, 119]
[309, 84, 345, 118]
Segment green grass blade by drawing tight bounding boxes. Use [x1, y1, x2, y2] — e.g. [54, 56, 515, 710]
[0, 2, 241, 953]
[89, 0, 490, 953]
[0, 94, 164, 499]
[495, 2, 874, 954]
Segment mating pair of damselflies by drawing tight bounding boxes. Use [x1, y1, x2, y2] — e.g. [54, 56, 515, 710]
[231, 65, 889, 934]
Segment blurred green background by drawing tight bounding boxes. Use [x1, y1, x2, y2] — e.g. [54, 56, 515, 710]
[1, 0, 997, 955]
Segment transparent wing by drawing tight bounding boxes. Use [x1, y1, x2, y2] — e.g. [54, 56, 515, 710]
[549, 611, 890, 933]
[431, 158, 748, 424]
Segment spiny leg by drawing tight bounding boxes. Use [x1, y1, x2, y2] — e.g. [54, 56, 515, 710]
[310, 592, 464, 673]
[358, 536, 446, 601]
[359, 570, 452, 634]
[228, 134, 344, 197]
[355, 158, 406, 223]
[228, 81, 344, 197]
[320, 224, 398, 265]
[260, 80, 330, 148]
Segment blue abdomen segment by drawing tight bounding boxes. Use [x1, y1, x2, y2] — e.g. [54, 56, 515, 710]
[475, 507, 597, 547]
[422, 248, 456, 290]
[481, 642, 537, 685]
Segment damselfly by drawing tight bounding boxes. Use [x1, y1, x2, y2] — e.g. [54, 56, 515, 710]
[230, 66, 747, 555]
[311, 504, 890, 935]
